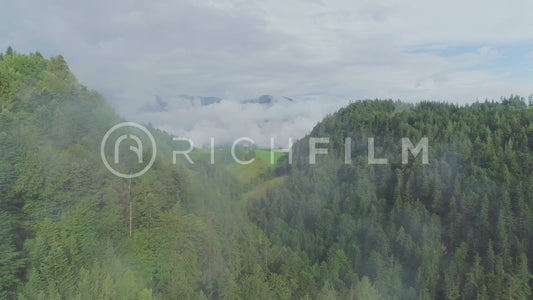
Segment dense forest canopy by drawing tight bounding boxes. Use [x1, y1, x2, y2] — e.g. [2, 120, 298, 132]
[1, 49, 533, 299]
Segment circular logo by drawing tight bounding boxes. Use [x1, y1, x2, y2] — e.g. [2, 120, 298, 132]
[100, 122, 157, 178]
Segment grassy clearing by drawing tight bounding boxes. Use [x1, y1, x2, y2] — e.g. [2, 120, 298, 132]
[255, 149, 285, 164]
[225, 158, 271, 185]
[185, 147, 287, 199]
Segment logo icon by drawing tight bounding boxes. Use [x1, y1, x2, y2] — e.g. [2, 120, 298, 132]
[100, 122, 157, 178]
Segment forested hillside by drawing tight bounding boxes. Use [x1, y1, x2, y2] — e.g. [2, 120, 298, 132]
[0, 49, 285, 299]
[249, 98, 533, 299]
[2, 49, 533, 299]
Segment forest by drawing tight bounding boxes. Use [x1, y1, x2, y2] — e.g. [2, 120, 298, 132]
[1, 49, 533, 299]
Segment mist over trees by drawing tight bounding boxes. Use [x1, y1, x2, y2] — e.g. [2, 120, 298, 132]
[1, 49, 533, 299]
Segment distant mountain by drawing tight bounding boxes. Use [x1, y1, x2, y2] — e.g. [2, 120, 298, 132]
[242, 94, 294, 105]
[139, 94, 294, 113]
[179, 94, 222, 106]
[139, 94, 222, 112]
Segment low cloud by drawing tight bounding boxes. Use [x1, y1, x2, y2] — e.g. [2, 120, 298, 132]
[134, 95, 349, 148]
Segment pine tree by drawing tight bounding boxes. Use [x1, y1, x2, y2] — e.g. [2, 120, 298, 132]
[0, 211, 22, 298]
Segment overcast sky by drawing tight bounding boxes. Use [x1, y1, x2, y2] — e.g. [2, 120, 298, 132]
[2, 0, 533, 146]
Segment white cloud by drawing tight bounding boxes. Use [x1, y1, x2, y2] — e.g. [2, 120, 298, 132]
[135, 95, 349, 147]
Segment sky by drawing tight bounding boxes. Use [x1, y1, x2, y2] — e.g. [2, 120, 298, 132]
[2, 0, 533, 146]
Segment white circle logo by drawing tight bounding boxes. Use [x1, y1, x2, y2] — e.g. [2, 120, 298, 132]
[100, 122, 157, 178]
